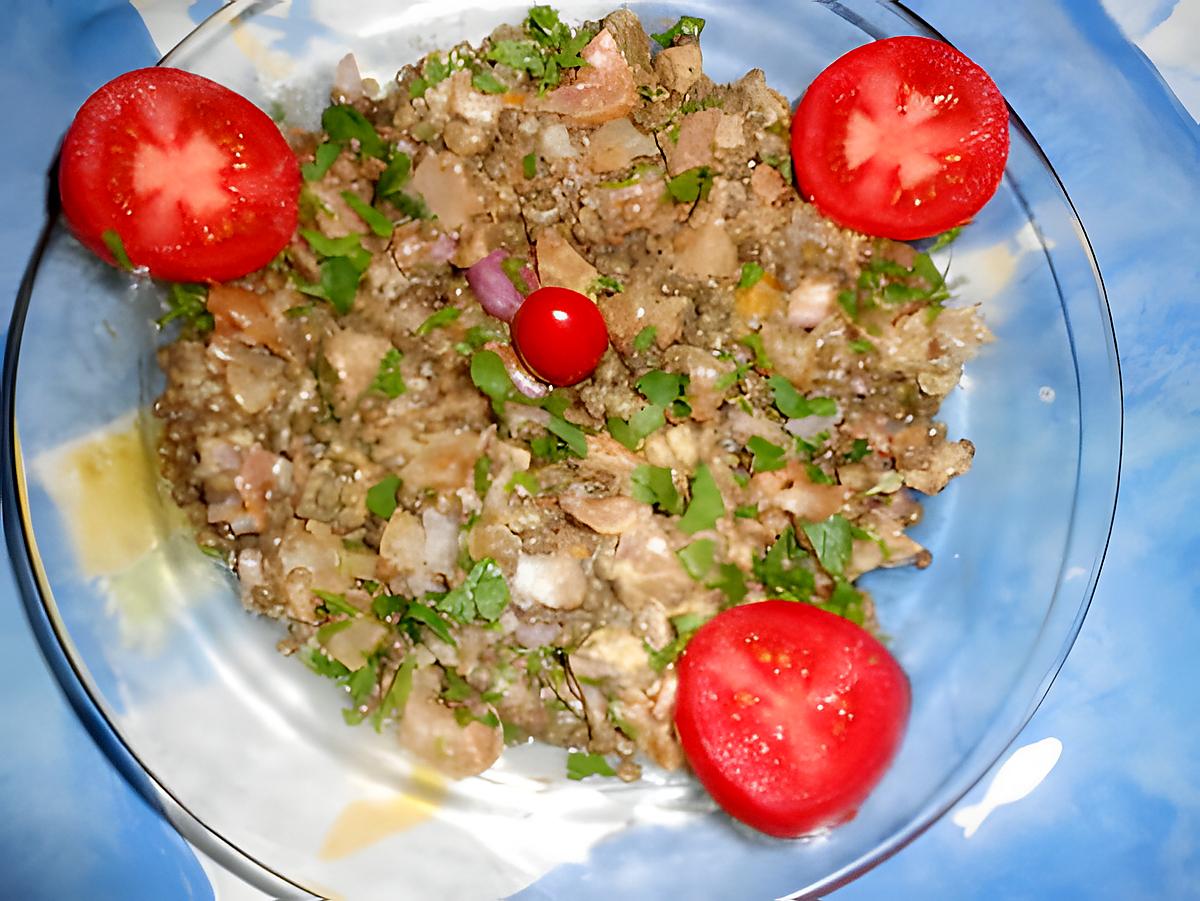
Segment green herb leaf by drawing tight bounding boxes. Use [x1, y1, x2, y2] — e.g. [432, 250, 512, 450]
[708, 563, 747, 606]
[767, 375, 837, 420]
[455, 324, 506, 355]
[300, 645, 352, 679]
[678, 464, 725, 534]
[805, 462, 834, 485]
[567, 750, 617, 780]
[522, 151, 538, 179]
[651, 14, 706, 48]
[844, 438, 871, 463]
[473, 456, 492, 497]
[370, 654, 417, 731]
[737, 262, 765, 290]
[315, 589, 360, 617]
[734, 503, 758, 519]
[470, 349, 516, 414]
[156, 283, 213, 332]
[676, 539, 716, 580]
[390, 190, 434, 221]
[736, 333, 772, 370]
[488, 39, 546, 76]
[631, 464, 683, 515]
[821, 579, 866, 626]
[633, 325, 657, 351]
[416, 306, 462, 335]
[322, 104, 386, 159]
[590, 274, 623, 295]
[302, 141, 341, 181]
[472, 70, 508, 94]
[665, 165, 714, 204]
[340, 190, 394, 237]
[546, 414, 587, 458]
[801, 514, 853, 578]
[746, 435, 786, 474]
[366, 474, 402, 519]
[376, 151, 413, 199]
[606, 404, 665, 451]
[101, 229, 134, 270]
[848, 338, 876, 354]
[636, 369, 688, 408]
[369, 348, 406, 398]
[505, 470, 539, 495]
[442, 666, 474, 702]
[315, 618, 354, 646]
[928, 226, 963, 253]
[752, 526, 815, 601]
[436, 558, 510, 623]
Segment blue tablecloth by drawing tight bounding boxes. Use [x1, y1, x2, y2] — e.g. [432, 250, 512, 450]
[1, 1, 1197, 898]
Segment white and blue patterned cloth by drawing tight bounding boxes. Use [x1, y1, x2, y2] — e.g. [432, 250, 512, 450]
[0, 1, 1196, 897]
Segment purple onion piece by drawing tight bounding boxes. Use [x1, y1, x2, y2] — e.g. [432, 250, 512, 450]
[428, 233, 457, 264]
[466, 249, 525, 322]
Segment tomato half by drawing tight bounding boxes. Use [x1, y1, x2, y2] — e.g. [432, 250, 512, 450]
[674, 600, 910, 838]
[791, 36, 1009, 241]
[59, 67, 300, 282]
[511, 286, 609, 386]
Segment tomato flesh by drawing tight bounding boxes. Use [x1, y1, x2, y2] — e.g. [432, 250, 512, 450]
[674, 601, 910, 838]
[511, 286, 609, 386]
[59, 67, 300, 282]
[792, 36, 1009, 240]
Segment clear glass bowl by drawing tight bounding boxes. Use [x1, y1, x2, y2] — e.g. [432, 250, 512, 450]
[1, 0, 1121, 898]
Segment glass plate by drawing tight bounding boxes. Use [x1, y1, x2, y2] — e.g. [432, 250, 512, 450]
[1, 1, 1121, 897]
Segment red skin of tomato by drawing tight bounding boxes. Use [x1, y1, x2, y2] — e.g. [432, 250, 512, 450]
[511, 286, 609, 386]
[58, 67, 300, 282]
[674, 600, 910, 838]
[792, 36, 1009, 241]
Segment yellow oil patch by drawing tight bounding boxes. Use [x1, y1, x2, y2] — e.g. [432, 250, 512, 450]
[32, 413, 181, 578]
[319, 766, 449, 861]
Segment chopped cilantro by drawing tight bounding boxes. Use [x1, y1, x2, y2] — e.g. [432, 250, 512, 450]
[416, 306, 462, 335]
[752, 527, 815, 601]
[369, 348, 406, 398]
[340, 190, 394, 237]
[546, 414, 587, 457]
[845, 438, 871, 463]
[473, 456, 492, 497]
[370, 655, 417, 731]
[805, 463, 834, 485]
[365, 474, 402, 520]
[651, 14, 706, 48]
[321, 104, 386, 159]
[631, 464, 684, 515]
[646, 610, 710, 671]
[567, 750, 617, 780]
[849, 338, 876, 354]
[409, 53, 458, 99]
[708, 563, 747, 606]
[375, 151, 413, 200]
[678, 465, 725, 534]
[156, 283, 213, 332]
[665, 166, 714, 204]
[929, 226, 963, 253]
[435, 558, 510, 623]
[590, 274, 623, 295]
[821, 580, 866, 626]
[470, 349, 517, 414]
[297, 230, 371, 314]
[636, 369, 689, 415]
[489, 39, 546, 76]
[522, 152, 538, 179]
[676, 538, 716, 580]
[472, 70, 508, 94]
[761, 152, 795, 186]
[401, 601, 457, 645]
[300, 645, 351, 679]
[606, 404, 665, 451]
[315, 618, 353, 646]
[314, 589, 360, 618]
[737, 262, 765, 290]
[101, 229, 134, 270]
[746, 435, 786, 473]
[767, 375, 837, 420]
[801, 514, 854, 578]
[442, 666, 474, 702]
[505, 470, 540, 495]
[734, 503, 758, 519]
[302, 141, 340, 182]
[633, 325, 657, 351]
[737, 333, 772, 370]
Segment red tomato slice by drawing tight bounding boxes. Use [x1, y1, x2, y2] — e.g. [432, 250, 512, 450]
[59, 67, 300, 282]
[792, 36, 1009, 241]
[674, 600, 910, 838]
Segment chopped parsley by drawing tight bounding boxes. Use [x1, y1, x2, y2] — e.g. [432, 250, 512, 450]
[767, 375, 837, 419]
[546, 414, 587, 457]
[369, 348, 407, 398]
[646, 610, 711, 671]
[845, 438, 871, 463]
[737, 333, 772, 370]
[297, 229, 371, 314]
[101, 229, 134, 270]
[651, 14, 706, 48]
[567, 750, 617, 780]
[408, 52, 460, 99]
[321, 104, 386, 159]
[302, 141, 341, 181]
[340, 190, 394, 237]
[416, 306, 462, 335]
[473, 456, 492, 497]
[522, 152, 538, 179]
[472, 70, 508, 94]
[734, 503, 758, 519]
[505, 470, 539, 495]
[590, 274, 623, 295]
[606, 404, 666, 451]
[676, 538, 716, 580]
[737, 262, 765, 290]
[434, 558, 510, 623]
[632, 325, 657, 351]
[454, 324, 505, 355]
[805, 462, 835, 485]
[678, 465, 725, 534]
[821, 580, 866, 625]
[156, 283, 213, 332]
[801, 514, 854, 578]
[752, 526, 815, 602]
[929, 226, 963, 253]
[848, 338, 876, 354]
[708, 563, 747, 606]
[470, 350, 518, 414]
[365, 474, 402, 519]
[314, 589, 360, 618]
[369, 655, 417, 731]
[636, 369, 690, 416]
[665, 166, 714, 204]
[375, 151, 413, 200]
[746, 435, 786, 473]
[631, 464, 684, 515]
